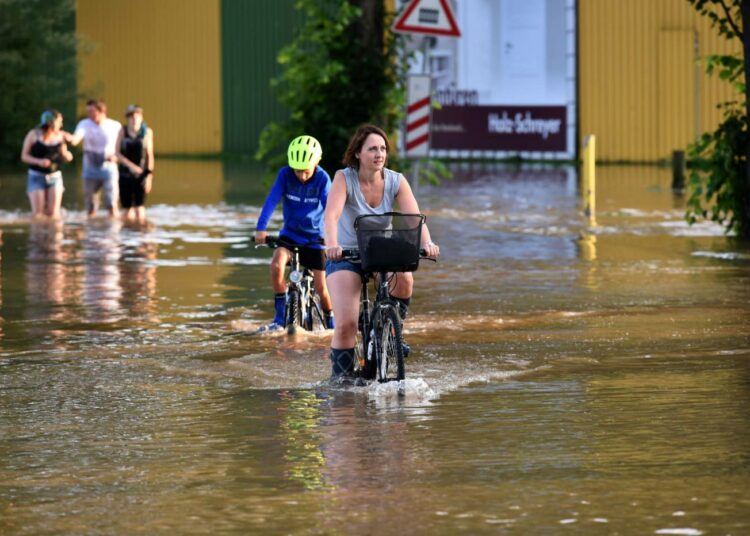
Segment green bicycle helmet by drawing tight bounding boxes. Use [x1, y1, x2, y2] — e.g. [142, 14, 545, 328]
[287, 135, 322, 170]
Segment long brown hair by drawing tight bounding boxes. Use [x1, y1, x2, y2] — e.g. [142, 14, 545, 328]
[342, 124, 390, 169]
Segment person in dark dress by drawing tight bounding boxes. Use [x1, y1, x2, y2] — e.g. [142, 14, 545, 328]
[116, 104, 154, 224]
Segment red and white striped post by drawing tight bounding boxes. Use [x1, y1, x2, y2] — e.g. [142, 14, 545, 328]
[406, 74, 432, 158]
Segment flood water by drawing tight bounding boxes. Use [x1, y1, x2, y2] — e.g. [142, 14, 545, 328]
[1, 160, 749, 535]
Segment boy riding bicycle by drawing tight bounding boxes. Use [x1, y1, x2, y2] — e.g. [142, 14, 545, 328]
[255, 135, 334, 331]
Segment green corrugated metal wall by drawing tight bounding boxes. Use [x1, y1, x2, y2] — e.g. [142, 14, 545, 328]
[221, 0, 305, 155]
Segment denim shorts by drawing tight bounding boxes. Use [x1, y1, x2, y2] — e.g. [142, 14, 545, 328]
[83, 160, 118, 181]
[27, 170, 63, 193]
[84, 176, 118, 212]
[325, 258, 364, 277]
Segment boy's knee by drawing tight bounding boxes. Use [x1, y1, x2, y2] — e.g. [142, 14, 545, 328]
[314, 279, 328, 295]
[270, 257, 286, 275]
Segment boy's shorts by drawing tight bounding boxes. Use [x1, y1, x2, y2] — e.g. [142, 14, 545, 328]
[278, 237, 326, 271]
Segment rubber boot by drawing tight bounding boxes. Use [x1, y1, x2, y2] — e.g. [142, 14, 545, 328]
[273, 293, 286, 326]
[330, 347, 355, 380]
[393, 296, 411, 321]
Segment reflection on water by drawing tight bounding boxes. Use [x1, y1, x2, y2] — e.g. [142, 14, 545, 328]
[119, 233, 158, 321]
[18, 220, 162, 345]
[81, 222, 123, 321]
[279, 390, 328, 491]
[24, 222, 75, 345]
[0, 161, 749, 534]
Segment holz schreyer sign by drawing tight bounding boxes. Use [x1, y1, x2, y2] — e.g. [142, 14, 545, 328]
[432, 105, 567, 152]
[395, 0, 576, 158]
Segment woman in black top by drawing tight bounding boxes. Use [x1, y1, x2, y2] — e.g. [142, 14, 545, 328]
[116, 104, 155, 224]
[20, 110, 73, 219]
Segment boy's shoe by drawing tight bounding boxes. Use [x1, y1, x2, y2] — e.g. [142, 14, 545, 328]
[257, 322, 283, 333]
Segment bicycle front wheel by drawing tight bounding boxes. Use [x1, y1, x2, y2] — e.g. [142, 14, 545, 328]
[374, 305, 405, 382]
[358, 313, 376, 381]
[285, 289, 301, 335]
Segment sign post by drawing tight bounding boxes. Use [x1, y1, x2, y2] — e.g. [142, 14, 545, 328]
[393, 0, 461, 182]
[406, 74, 432, 159]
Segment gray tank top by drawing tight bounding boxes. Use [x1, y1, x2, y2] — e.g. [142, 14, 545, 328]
[337, 167, 402, 249]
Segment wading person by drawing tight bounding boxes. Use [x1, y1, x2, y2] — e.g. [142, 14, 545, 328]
[20, 110, 73, 219]
[66, 99, 122, 217]
[323, 124, 439, 380]
[255, 135, 335, 331]
[116, 104, 154, 224]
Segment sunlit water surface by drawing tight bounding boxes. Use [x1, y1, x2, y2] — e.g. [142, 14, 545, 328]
[1, 162, 748, 535]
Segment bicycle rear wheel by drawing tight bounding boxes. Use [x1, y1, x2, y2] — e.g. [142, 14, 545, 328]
[375, 305, 405, 382]
[303, 293, 325, 332]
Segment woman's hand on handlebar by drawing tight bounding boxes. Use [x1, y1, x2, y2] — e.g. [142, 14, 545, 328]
[424, 241, 440, 258]
[254, 230, 267, 244]
[325, 245, 343, 261]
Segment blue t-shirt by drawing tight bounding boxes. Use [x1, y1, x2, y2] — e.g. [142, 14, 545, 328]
[256, 165, 331, 247]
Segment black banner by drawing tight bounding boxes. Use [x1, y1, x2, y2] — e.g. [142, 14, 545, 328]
[431, 105, 567, 152]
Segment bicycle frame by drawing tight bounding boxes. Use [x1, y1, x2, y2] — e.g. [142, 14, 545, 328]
[254, 236, 325, 334]
[359, 269, 404, 382]
[342, 247, 435, 383]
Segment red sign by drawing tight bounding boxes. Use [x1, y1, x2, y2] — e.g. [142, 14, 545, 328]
[431, 105, 567, 152]
[392, 0, 461, 38]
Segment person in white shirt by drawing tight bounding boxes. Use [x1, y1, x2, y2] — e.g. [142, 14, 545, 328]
[66, 99, 122, 217]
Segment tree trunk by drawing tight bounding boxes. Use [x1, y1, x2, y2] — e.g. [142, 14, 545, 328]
[349, 0, 383, 50]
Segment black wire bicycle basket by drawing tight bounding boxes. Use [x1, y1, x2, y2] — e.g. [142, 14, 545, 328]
[354, 212, 425, 272]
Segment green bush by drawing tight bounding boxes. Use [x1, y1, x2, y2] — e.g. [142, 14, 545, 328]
[686, 0, 750, 237]
[255, 0, 410, 178]
[0, 0, 78, 165]
[687, 101, 750, 236]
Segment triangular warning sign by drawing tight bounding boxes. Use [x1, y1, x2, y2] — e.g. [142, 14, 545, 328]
[392, 0, 461, 38]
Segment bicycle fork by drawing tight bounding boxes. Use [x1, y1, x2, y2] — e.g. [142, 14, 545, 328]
[359, 291, 371, 369]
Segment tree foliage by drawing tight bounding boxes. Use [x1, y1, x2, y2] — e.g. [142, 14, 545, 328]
[689, 0, 743, 39]
[686, 0, 750, 237]
[687, 104, 750, 233]
[0, 0, 78, 165]
[255, 0, 410, 177]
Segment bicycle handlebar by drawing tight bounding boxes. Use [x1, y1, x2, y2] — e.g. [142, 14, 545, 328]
[252, 235, 323, 250]
[251, 235, 281, 249]
[339, 248, 437, 263]
[340, 248, 360, 261]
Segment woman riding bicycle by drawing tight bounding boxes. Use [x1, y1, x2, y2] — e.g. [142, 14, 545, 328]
[324, 124, 440, 379]
[255, 135, 334, 331]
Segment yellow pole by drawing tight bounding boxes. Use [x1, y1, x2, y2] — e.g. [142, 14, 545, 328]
[581, 134, 596, 226]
